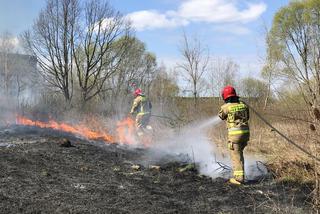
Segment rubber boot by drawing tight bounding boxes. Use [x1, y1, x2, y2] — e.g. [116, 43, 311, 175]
[229, 178, 242, 185]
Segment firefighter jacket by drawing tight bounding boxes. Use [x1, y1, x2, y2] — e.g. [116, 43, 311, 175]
[130, 95, 152, 116]
[219, 101, 250, 143]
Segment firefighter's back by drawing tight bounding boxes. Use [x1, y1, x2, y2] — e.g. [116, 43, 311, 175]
[221, 101, 250, 143]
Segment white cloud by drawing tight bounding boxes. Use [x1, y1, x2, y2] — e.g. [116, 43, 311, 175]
[92, 18, 114, 32]
[238, 3, 267, 22]
[178, 0, 266, 23]
[126, 10, 188, 31]
[126, 0, 267, 31]
[0, 36, 19, 49]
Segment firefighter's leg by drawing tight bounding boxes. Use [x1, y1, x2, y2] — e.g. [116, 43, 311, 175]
[233, 142, 245, 182]
[143, 114, 153, 146]
[135, 115, 144, 137]
[229, 141, 245, 183]
[140, 114, 150, 128]
[145, 115, 152, 131]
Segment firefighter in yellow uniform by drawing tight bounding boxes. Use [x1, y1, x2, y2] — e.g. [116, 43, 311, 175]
[130, 88, 152, 137]
[219, 85, 250, 185]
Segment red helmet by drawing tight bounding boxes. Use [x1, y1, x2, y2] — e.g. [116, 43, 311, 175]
[134, 88, 142, 97]
[221, 85, 237, 100]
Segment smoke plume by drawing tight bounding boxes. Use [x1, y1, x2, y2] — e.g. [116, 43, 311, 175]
[143, 116, 268, 179]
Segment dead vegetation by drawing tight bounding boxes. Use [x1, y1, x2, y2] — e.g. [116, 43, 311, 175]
[170, 96, 319, 211]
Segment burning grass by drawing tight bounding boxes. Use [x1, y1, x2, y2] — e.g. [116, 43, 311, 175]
[16, 115, 137, 146]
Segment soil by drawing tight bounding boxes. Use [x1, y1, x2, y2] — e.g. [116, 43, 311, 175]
[0, 126, 313, 213]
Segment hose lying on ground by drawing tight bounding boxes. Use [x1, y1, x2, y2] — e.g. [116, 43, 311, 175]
[241, 100, 320, 163]
[150, 114, 174, 121]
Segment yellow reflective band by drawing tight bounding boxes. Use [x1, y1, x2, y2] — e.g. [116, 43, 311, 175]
[233, 170, 244, 176]
[228, 104, 246, 113]
[137, 112, 150, 116]
[228, 130, 250, 135]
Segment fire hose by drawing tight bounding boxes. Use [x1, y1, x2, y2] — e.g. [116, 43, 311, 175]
[241, 100, 320, 163]
[150, 114, 174, 121]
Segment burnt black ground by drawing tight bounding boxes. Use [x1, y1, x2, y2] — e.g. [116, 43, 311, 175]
[0, 126, 313, 213]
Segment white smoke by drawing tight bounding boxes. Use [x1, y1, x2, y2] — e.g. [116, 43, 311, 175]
[146, 116, 225, 177]
[144, 116, 268, 179]
[0, 94, 19, 126]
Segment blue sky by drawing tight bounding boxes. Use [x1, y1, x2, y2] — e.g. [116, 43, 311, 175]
[0, 0, 289, 77]
[109, 0, 289, 77]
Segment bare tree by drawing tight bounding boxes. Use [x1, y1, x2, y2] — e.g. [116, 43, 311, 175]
[268, 0, 320, 110]
[239, 77, 269, 104]
[23, 0, 131, 107]
[73, 0, 131, 105]
[150, 65, 179, 112]
[262, 57, 277, 109]
[177, 33, 209, 109]
[23, 0, 79, 103]
[208, 57, 239, 97]
[103, 37, 156, 114]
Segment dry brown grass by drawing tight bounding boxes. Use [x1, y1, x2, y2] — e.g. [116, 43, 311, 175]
[175, 97, 320, 210]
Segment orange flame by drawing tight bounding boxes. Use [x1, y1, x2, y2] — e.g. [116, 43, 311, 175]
[16, 115, 115, 143]
[116, 117, 136, 145]
[15, 115, 141, 146]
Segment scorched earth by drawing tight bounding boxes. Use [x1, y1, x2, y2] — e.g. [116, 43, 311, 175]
[0, 126, 312, 213]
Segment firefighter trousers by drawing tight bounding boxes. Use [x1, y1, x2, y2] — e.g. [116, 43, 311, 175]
[228, 141, 247, 182]
[135, 113, 151, 133]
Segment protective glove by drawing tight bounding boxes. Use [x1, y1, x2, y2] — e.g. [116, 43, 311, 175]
[128, 112, 134, 118]
[227, 142, 234, 150]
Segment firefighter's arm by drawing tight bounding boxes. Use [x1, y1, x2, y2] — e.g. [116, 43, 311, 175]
[130, 97, 139, 114]
[218, 108, 227, 120]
